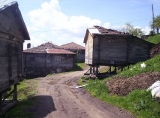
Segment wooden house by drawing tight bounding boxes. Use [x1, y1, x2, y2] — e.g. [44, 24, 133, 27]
[59, 42, 85, 62]
[83, 26, 154, 76]
[23, 43, 76, 78]
[0, 1, 30, 113]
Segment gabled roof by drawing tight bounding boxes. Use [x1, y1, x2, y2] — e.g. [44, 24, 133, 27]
[59, 42, 85, 50]
[84, 26, 130, 43]
[46, 49, 75, 55]
[0, 1, 30, 40]
[23, 42, 59, 53]
[23, 42, 76, 55]
[83, 26, 154, 46]
[93, 26, 127, 35]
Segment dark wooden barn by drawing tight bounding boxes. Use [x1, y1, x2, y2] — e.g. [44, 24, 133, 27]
[83, 26, 154, 76]
[23, 43, 76, 78]
[59, 42, 85, 62]
[0, 1, 30, 113]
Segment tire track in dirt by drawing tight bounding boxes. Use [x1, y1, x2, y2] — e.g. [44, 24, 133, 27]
[34, 70, 135, 118]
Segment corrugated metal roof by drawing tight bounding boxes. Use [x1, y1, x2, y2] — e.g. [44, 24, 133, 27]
[46, 49, 75, 54]
[59, 42, 85, 50]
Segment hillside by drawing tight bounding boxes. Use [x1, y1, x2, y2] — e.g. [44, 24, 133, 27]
[146, 34, 160, 44]
[147, 34, 160, 57]
[107, 34, 160, 96]
[80, 34, 160, 118]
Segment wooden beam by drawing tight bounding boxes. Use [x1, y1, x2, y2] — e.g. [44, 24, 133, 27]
[96, 66, 98, 76]
[90, 66, 92, 75]
[0, 94, 2, 111]
[13, 84, 17, 101]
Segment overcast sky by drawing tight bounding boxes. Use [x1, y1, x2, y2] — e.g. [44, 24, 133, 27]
[2, 0, 160, 49]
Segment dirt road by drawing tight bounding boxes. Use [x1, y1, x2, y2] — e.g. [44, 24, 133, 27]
[34, 69, 135, 118]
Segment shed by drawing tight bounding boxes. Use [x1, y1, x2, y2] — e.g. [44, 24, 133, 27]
[23, 43, 76, 78]
[83, 26, 154, 76]
[0, 1, 30, 113]
[59, 42, 85, 62]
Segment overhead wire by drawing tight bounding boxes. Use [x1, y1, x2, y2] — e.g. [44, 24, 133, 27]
[29, 17, 152, 33]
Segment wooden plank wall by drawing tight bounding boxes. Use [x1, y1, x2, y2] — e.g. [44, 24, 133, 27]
[76, 50, 85, 63]
[24, 53, 74, 75]
[128, 38, 150, 63]
[85, 34, 151, 66]
[93, 36, 127, 65]
[0, 32, 22, 92]
[85, 32, 93, 65]
[0, 8, 24, 39]
[0, 33, 10, 91]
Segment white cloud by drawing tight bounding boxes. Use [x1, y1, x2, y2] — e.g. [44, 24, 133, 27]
[25, 0, 152, 50]
[142, 26, 151, 35]
[103, 22, 110, 28]
[26, 0, 101, 49]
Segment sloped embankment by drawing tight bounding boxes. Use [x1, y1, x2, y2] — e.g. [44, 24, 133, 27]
[150, 42, 160, 58]
[107, 41, 160, 96]
[107, 72, 160, 96]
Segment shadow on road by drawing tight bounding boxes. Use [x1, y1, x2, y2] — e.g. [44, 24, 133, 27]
[2, 95, 56, 118]
[33, 95, 56, 118]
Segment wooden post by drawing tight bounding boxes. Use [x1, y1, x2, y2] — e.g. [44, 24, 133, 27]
[96, 66, 98, 76]
[109, 66, 111, 73]
[90, 66, 92, 75]
[13, 84, 17, 101]
[114, 66, 117, 73]
[93, 66, 95, 74]
[0, 93, 2, 111]
[121, 66, 123, 72]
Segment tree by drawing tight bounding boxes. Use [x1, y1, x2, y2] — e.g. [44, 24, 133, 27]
[150, 15, 160, 34]
[121, 23, 145, 37]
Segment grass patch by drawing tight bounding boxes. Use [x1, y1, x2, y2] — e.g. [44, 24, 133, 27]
[119, 54, 160, 77]
[146, 34, 160, 44]
[98, 66, 109, 73]
[81, 79, 160, 118]
[2, 79, 38, 118]
[79, 54, 160, 118]
[71, 63, 86, 71]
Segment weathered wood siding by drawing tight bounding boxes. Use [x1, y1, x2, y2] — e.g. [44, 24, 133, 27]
[24, 53, 75, 76]
[0, 33, 10, 91]
[76, 50, 85, 63]
[0, 32, 23, 92]
[92, 36, 127, 65]
[85, 32, 93, 64]
[128, 37, 150, 63]
[0, 6, 24, 40]
[85, 33, 152, 66]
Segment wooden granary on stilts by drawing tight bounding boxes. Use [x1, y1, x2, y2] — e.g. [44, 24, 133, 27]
[83, 26, 154, 77]
[0, 1, 30, 114]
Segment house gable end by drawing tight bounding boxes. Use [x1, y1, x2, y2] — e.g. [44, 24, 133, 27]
[0, 2, 30, 40]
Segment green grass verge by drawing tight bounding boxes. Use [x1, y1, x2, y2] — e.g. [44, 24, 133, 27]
[79, 54, 160, 118]
[71, 63, 86, 71]
[2, 79, 38, 118]
[80, 79, 160, 118]
[146, 34, 160, 44]
[119, 54, 160, 77]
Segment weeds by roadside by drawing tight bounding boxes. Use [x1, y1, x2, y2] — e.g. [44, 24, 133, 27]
[79, 53, 160, 118]
[2, 79, 38, 118]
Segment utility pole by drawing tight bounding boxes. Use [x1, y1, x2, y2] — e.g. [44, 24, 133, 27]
[152, 4, 155, 32]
